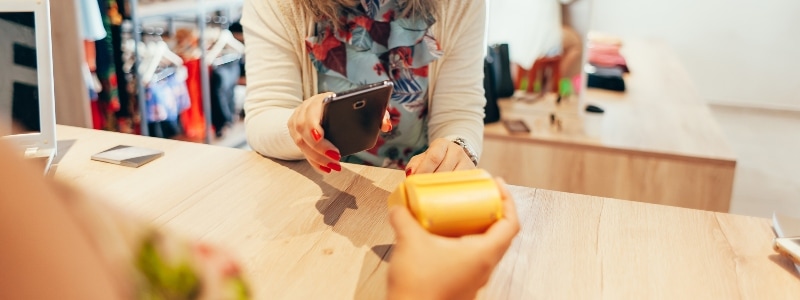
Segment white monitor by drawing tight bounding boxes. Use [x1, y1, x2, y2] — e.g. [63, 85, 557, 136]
[0, 0, 57, 172]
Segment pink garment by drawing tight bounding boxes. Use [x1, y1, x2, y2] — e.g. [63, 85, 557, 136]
[571, 74, 582, 95]
[587, 43, 628, 69]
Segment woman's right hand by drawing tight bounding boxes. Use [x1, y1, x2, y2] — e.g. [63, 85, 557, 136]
[288, 92, 343, 174]
[288, 92, 393, 174]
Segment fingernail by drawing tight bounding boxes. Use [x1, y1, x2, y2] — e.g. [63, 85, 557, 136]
[327, 163, 342, 172]
[388, 123, 393, 131]
[311, 129, 322, 142]
[326, 150, 341, 161]
[319, 165, 331, 173]
[222, 260, 241, 277]
[405, 168, 412, 176]
[195, 243, 213, 258]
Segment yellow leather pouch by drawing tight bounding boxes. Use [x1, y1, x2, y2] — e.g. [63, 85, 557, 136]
[388, 169, 503, 237]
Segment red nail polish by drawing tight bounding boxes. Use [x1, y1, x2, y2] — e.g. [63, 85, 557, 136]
[405, 169, 412, 176]
[195, 243, 213, 258]
[319, 165, 331, 173]
[326, 150, 341, 161]
[311, 129, 322, 142]
[222, 260, 241, 277]
[328, 163, 342, 172]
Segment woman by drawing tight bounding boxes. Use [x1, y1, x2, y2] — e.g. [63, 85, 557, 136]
[242, 0, 487, 175]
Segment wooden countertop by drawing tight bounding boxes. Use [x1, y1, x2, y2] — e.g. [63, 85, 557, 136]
[52, 126, 798, 298]
[485, 39, 737, 165]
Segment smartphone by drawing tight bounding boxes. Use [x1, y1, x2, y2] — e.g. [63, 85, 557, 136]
[503, 119, 530, 133]
[774, 237, 800, 265]
[321, 81, 394, 156]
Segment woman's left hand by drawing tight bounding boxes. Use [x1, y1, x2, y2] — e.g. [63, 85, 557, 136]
[405, 138, 475, 175]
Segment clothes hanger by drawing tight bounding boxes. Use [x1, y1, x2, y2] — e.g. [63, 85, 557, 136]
[205, 29, 244, 66]
[141, 40, 185, 84]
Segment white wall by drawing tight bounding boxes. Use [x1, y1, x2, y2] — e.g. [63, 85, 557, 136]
[591, 0, 800, 110]
[564, 0, 592, 43]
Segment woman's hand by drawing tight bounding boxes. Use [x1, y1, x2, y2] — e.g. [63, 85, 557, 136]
[287, 92, 341, 174]
[387, 179, 520, 300]
[405, 138, 474, 176]
[288, 93, 393, 174]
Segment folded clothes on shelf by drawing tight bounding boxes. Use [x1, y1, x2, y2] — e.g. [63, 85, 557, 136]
[587, 64, 624, 78]
[585, 61, 626, 92]
[587, 33, 629, 73]
[585, 32, 628, 92]
[587, 72, 626, 92]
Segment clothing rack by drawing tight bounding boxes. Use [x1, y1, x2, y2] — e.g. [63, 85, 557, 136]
[127, 0, 243, 143]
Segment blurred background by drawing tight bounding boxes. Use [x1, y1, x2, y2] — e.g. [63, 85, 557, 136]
[482, 0, 799, 218]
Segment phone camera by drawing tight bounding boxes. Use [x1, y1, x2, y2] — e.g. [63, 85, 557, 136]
[353, 100, 366, 109]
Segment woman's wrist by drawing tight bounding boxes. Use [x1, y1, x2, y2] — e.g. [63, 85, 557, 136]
[449, 137, 479, 166]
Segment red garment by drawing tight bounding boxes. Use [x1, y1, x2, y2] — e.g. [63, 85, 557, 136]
[91, 101, 105, 130]
[180, 59, 206, 141]
[86, 40, 102, 129]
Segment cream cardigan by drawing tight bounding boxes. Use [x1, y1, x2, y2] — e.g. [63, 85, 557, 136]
[241, 0, 487, 161]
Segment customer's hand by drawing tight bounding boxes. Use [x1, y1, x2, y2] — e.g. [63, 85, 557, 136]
[288, 93, 393, 174]
[387, 179, 520, 300]
[405, 138, 474, 176]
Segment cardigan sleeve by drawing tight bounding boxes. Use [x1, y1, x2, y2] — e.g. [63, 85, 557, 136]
[241, 0, 305, 160]
[427, 1, 487, 160]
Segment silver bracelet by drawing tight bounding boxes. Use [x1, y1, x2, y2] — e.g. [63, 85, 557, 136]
[451, 137, 479, 166]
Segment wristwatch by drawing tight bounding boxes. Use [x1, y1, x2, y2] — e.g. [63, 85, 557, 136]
[451, 137, 479, 166]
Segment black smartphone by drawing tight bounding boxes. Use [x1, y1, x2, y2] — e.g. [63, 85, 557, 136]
[503, 119, 530, 133]
[321, 81, 394, 156]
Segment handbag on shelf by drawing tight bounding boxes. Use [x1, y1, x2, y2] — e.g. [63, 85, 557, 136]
[488, 43, 515, 98]
[483, 54, 501, 124]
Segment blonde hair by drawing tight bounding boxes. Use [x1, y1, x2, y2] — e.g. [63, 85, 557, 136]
[296, 0, 441, 28]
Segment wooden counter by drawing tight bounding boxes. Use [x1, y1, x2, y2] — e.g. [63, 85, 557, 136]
[51, 125, 798, 299]
[481, 39, 737, 212]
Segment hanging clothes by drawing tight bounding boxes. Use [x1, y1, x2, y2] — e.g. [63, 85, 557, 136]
[179, 58, 206, 141]
[77, 0, 107, 129]
[111, 21, 134, 132]
[82, 40, 102, 105]
[114, 0, 140, 134]
[146, 73, 191, 138]
[210, 58, 241, 137]
[169, 28, 206, 141]
[93, 0, 121, 130]
[77, 0, 106, 41]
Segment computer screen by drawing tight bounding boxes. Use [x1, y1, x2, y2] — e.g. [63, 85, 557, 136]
[0, 12, 39, 134]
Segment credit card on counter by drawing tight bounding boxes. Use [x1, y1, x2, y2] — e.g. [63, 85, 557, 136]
[91, 145, 164, 168]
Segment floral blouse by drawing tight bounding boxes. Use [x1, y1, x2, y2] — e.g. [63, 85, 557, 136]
[306, 0, 442, 169]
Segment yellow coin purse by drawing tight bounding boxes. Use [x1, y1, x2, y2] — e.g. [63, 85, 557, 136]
[388, 169, 503, 237]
